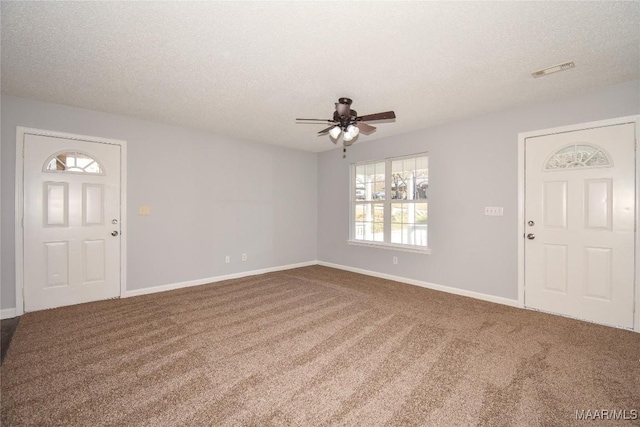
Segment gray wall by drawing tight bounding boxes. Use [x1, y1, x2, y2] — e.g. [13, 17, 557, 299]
[3, 80, 638, 311]
[1, 95, 318, 309]
[317, 80, 640, 300]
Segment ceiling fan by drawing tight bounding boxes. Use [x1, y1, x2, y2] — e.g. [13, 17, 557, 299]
[296, 98, 396, 146]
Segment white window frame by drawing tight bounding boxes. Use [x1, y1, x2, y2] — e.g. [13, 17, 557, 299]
[348, 153, 431, 254]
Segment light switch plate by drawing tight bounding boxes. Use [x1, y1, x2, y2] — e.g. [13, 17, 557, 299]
[485, 207, 504, 216]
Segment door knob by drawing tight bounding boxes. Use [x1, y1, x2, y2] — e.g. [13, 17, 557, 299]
[111, 231, 119, 237]
[526, 233, 535, 240]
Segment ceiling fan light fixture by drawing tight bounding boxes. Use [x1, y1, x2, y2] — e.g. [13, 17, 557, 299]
[346, 124, 360, 138]
[296, 98, 396, 148]
[328, 126, 342, 139]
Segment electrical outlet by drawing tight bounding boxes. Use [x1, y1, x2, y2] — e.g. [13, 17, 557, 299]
[484, 207, 504, 216]
[393, 256, 398, 265]
[225, 256, 230, 263]
[138, 205, 151, 215]
[242, 253, 247, 261]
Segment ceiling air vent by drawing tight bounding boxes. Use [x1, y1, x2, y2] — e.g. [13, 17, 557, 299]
[531, 61, 575, 78]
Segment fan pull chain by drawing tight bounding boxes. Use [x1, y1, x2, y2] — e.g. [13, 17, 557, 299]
[343, 147, 346, 159]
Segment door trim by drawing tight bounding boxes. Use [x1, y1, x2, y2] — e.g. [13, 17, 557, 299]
[14, 127, 128, 315]
[518, 115, 640, 332]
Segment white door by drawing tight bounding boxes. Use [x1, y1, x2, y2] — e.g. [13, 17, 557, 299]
[524, 123, 635, 328]
[23, 134, 121, 312]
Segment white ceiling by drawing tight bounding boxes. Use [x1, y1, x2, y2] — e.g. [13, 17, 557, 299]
[2, 1, 638, 152]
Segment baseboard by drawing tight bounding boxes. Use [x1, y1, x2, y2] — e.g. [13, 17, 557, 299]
[123, 261, 318, 298]
[9, 261, 631, 331]
[126, 260, 519, 307]
[1, 308, 18, 320]
[317, 261, 519, 308]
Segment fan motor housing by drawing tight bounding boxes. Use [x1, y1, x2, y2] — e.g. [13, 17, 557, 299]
[334, 111, 357, 129]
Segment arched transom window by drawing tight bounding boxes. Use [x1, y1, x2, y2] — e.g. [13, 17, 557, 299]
[43, 150, 104, 174]
[544, 143, 611, 171]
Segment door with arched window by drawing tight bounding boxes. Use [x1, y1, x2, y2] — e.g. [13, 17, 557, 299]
[524, 123, 635, 328]
[23, 133, 121, 311]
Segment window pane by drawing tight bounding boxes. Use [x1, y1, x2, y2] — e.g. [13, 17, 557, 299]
[373, 181, 385, 200]
[365, 163, 375, 177]
[46, 158, 58, 170]
[355, 165, 365, 202]
[373, 162, 386, 200]
[66, 154, 76, 168]
[415, 181, 428, 200]
[391, 223, 403, 244]
[367, 167, 376, 197]
[373, 222, 384, 242]
[355, 203, 384, 242]
[355, 162, 386, 201]
[375, 162, 385, 180]
[412, 157, 423, 201]
[355, 162, 365, 200]
[414, 226, 427, 246]
[391, 173, 406, 199]
[390, 202, 428, 246]
[84, 161, 101, 173]
[44, 151, 103, 174]
[416, 156, 428, 171]
[403, 158, 416, 175]
[406, 203, 415, 222]
[392, 203, 412, 223]
[406, 171, 416, 201]
[357, 221, 377, 241]
[74, 153, 93, 168]
[416, 203, 428, 224]
[372, 203, 384, 223]
[392, 160, 403, 174]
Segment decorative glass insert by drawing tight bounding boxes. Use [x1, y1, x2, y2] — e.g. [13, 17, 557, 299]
[44, 151, 104, 174]
[544, 144, 611, 171]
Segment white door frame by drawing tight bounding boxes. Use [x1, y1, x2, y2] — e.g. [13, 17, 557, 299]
[518, 115, 640, 332]
[14, 127, 127, 316]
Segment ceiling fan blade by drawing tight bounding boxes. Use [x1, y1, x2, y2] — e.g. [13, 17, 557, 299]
[296, 118, 335, 122]
[317, 125, 336, 135]
[358, 111, 396, 121]
[357, 123, 376, 134]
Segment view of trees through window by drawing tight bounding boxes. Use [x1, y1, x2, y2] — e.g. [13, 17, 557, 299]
[353, 154, 428, 248]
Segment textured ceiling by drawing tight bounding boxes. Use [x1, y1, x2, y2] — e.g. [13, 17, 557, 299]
[2, 1, 639, 152]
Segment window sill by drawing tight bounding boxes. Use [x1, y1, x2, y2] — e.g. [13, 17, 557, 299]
[347, 240, 432, 254]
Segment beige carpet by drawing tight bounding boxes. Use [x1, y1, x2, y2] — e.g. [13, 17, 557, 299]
[2, 266, 639, 426]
